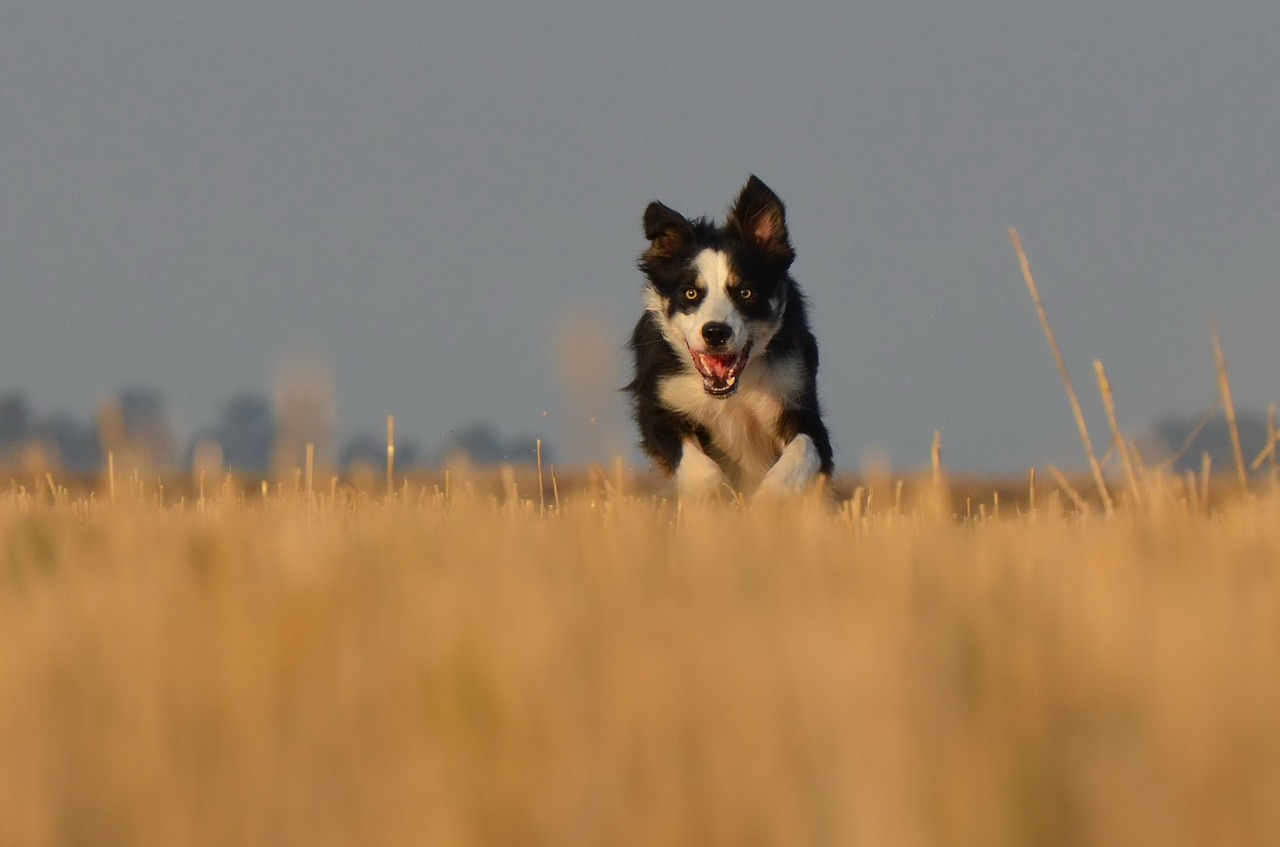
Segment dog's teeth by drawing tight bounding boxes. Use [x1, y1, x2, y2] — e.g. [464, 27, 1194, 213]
[726, 375, 736, 387]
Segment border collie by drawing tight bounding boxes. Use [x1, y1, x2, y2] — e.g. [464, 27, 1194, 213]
[625, 175, 833, 499]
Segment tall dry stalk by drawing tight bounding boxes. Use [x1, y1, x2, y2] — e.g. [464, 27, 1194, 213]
[1269, 405, 1279, 487]
[536, 439, 546, 515]
[386, 414, 396, 500]
[1209, 317, 1248, 490]
[1009, 228, 1113, 515]
[305, 443, 315, 493]
[1185, 469, 1201, 513]
[1201, 451, 1213, 509]
[1250, 403, 1277, 472]
[1163, 400, 1222, 470]
[1270, 405, 1278, 475]
[1093, 360, 1141, 506]
[1047, 464, 1087, 513]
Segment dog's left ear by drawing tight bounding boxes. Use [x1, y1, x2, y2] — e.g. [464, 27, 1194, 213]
[642, 201, 694, 264]
[728, 175, 795, 265]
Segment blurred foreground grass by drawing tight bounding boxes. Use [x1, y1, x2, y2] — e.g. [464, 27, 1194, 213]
[1, 472, 1278, 847]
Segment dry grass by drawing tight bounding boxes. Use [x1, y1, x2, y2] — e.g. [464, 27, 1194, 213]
[1, 471, 1279, 847]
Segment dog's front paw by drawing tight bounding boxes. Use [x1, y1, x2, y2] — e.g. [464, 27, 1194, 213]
[755, 434, 822, 500]
[676, 438, 732, 500]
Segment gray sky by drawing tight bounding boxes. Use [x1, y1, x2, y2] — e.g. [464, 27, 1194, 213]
[3, 0, 1279, 473]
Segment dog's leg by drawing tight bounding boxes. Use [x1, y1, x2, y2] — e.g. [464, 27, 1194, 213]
[756, 434, 822, 498]
[676, 437, 731, 500]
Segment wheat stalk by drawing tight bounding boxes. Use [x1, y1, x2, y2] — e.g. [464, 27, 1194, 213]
[536, 439, 546, 516]
[1047, 464, 1087, 514]
[1009, 228, 1112, 515]
[1268, 404, 1278, 485]
[1209, 317, 1247, 491]
[305, 442, 315, 508]
[1093, 360, 1141, 506]
[1201, 451, 1213, 509]
[386, 415, 396, 501]
[1250, 403, 1278, 473]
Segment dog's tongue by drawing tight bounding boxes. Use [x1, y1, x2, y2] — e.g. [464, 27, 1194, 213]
[700, 354, 738, 380]
[691, 348, 749, 395]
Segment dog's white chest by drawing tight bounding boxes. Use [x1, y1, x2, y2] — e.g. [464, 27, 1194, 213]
[658, 368, 791, 484]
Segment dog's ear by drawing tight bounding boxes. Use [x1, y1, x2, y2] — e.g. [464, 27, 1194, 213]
[727, 175, 794, 265]
[642, 201, 693, 261]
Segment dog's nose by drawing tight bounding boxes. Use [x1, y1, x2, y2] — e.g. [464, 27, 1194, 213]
[701, 322, 732, 348]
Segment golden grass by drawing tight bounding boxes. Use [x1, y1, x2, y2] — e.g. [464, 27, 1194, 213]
[2, 473, 1279, 847]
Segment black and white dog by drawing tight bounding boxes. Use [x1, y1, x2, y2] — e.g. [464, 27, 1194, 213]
[626, 176, 833, 499]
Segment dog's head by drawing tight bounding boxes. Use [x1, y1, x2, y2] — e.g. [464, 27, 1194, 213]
[638, 175, 796, 398]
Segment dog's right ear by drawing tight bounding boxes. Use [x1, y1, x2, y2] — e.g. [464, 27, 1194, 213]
[643, 202, 693, 261]
[727, 175, 794, 266]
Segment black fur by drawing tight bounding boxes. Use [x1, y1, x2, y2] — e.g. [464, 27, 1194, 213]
[624, 176, 833, 487]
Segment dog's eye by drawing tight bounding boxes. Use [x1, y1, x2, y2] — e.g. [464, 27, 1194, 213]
[682, 288, 699, 301]
[737, 287, 755, 301]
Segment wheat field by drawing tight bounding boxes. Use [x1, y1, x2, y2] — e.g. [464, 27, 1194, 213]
[0, 466, 1277, 847]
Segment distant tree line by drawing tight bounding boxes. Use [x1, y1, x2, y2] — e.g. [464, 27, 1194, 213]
[13, 385, 1264, 477]
[0, 389, 552, 475]
[1140, 411, 1275, 477]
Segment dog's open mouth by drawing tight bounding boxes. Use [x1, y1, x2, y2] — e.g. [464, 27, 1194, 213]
[689, 342, 752, 397]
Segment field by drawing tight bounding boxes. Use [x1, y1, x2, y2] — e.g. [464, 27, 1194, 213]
[2, 466, 1279, 847]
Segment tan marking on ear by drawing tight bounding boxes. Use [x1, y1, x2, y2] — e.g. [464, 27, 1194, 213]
[645, 230, 685, 261]
[751, 208, 784, 247]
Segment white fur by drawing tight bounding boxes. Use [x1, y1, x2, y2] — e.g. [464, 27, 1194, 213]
[690, 251, 741, 337]
[675, 437, 731, 499]
[643, 286, 667, 318]
[659, 353, 806, 490]
[756, 434, 823, 498]
[662, 250, 747, 356]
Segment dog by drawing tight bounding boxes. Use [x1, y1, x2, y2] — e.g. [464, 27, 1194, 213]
[625, 175, 833, 499]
